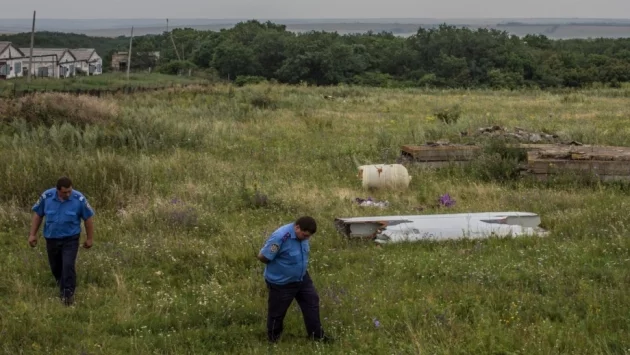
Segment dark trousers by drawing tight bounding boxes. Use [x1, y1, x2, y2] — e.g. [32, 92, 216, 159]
[45, 235, 80, 300]
[266, 272, 325, 342]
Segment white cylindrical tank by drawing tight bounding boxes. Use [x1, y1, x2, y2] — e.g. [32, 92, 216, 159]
[358, 164, 412, 189]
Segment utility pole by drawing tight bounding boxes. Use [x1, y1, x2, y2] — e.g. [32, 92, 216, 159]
[168, 18, 181, 60]
[126, 26, 133, 80]
[27, 10, 36, 82]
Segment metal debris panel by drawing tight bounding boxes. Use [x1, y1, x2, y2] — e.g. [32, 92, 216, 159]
[335, 212, 546, 244]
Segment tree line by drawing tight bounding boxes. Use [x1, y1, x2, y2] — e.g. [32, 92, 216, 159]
[3, 21, 630, 89]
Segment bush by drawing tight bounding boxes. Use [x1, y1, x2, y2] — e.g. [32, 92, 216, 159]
[157, 60, 197, 75]
[351, 72, 395, 87]
[487, 69, 524, 89]
[418, 73, 441, 87]
[247, 88, 278, 110]
[0, 93, 119, 127]
[434, 104, 462, 124]
[235, 75, 267, 87]
[469, 140, 527, 182]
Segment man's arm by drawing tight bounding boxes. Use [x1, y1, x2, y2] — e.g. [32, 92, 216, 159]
[28, 214, 43, 247]
[83, 217, 94, 249]
[79, 195, 95, 249]
[258, 232, 284, 264]
[257, 253, 270, 264]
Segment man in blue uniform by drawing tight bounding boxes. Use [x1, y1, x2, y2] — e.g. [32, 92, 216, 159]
[28, 177, 95, 306]
[257, 216, 330, 343]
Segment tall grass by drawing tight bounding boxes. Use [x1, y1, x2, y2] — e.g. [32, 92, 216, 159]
[0, 73, 213, 98]
[1, 83, 629, 354]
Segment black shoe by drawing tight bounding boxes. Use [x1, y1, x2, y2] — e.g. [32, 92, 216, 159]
[314, 335, 334, 343]
[62, 295, 74, 306]
[267, 332, 282, 343]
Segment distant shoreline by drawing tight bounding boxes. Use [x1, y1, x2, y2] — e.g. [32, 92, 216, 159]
[2, 18, 630, 39]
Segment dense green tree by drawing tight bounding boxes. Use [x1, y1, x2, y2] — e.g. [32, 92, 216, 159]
[3, 21, 630, 88]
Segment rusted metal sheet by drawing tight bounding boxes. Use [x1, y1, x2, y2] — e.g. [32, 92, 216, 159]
[335, 212, 546, 244]
[401, 141, 630, 181]
[528, 157, 630, 175]
[532, 145, 630, 161]
[506, 143, 568, 151]
[400, 144, 481, 162]
[401, 143, 563, 163]
[526, 145, 630, 180]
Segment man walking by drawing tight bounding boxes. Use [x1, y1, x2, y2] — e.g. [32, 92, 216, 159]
[257, 216, 330, 343]
[28, 177, 95, 306]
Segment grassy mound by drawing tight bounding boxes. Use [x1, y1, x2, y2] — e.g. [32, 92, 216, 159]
[0, 93, 119, 126]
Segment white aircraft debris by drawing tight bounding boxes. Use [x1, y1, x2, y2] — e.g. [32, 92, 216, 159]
[334, 212, 547, 244]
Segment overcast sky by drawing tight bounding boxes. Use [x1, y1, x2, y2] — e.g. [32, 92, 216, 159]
[3, 0, 630, 19]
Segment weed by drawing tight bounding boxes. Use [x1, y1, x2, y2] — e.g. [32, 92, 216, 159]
[435, 104, 462, 124]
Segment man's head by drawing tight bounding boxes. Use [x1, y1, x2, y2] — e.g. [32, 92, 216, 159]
[294, 216, 317, 240]
[56, 176, 73, 200]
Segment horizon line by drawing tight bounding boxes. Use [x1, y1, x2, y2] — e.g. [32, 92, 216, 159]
[2, 16, 630, 20]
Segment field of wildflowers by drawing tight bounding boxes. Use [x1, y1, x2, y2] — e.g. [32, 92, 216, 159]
[1, 83, 629, 354]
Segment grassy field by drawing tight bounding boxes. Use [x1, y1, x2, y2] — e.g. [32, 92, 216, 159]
[1, 83, 629, 354]
[0, 73, 212, 98]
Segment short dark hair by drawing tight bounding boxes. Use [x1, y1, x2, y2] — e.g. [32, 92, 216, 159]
[296, 216, 317, 234]
[56, 176, 73, 190]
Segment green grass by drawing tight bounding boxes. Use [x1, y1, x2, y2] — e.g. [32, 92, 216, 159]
[0, 73, 212, 97]
[1, 83, 629, 354]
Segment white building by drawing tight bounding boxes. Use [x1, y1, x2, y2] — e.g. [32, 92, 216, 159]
[70, 48, 103, 75]
[20, 48, 78, 78]
[0, 42, 25, 79]
[1, 43, 103, 80]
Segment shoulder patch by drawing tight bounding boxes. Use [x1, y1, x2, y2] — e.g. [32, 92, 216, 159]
[270, 244, 280, 253]
[35, 191, 49, 206]
[282, 233, 291, 242]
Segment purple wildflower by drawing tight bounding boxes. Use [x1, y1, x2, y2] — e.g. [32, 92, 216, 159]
[438, 193, 455, 207]
[373, 318, 380, 328]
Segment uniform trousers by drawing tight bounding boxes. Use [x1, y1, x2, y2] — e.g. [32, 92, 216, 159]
[45, 234, 80, 300]
[265, 272, 325, 342]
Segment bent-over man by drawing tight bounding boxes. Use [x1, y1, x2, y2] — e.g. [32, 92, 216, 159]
[257, 216, 331, 343]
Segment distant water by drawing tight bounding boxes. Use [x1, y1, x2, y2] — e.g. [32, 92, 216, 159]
[1, 18, 629, 39]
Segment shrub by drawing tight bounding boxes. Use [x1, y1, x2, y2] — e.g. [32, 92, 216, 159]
[351, 72, 395, 87]
[248, 89, 278, 110]
[434, 104, 462, 124]
[157, 60, 197, 75]
[469, 139, 527, 182]
[418, 73, 440, 87]
[235, 75, 267, 87]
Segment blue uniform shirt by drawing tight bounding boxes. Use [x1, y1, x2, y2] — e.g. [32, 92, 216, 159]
[32, 188, 95, 239]
[260, 223, 310, 285]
